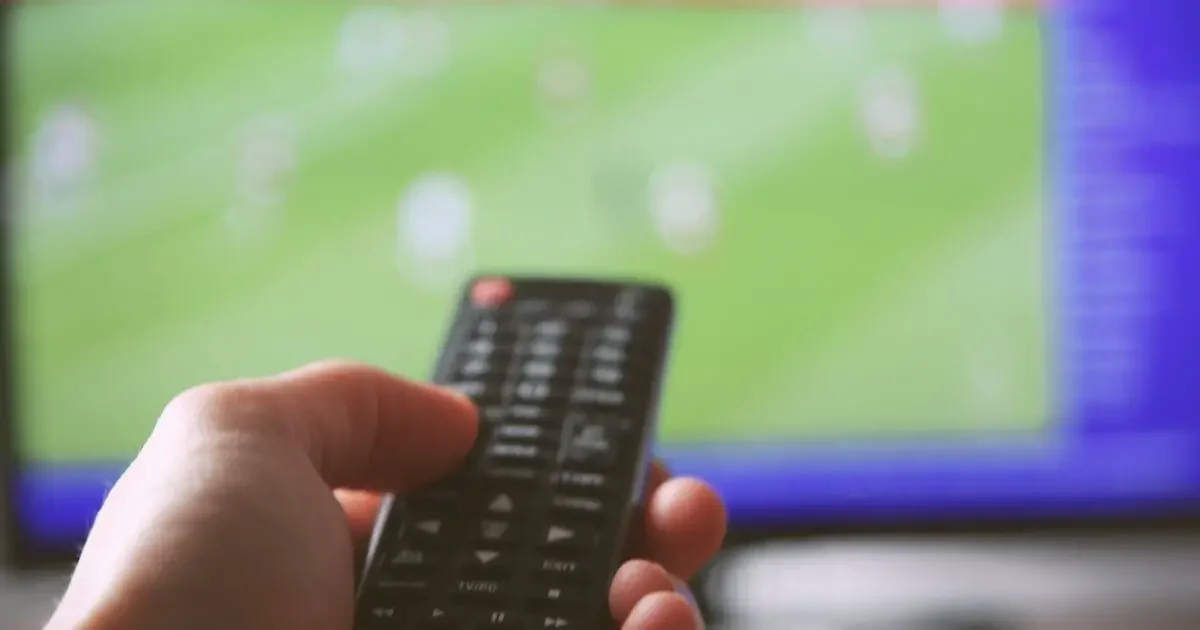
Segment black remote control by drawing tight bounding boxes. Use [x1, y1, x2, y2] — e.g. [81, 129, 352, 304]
[355, 275, 676, 630]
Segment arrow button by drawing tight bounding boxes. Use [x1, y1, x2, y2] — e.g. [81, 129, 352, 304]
[488, 493, 515, 514]
[464, 548, 514, 574]
[546, 525, 575, 543]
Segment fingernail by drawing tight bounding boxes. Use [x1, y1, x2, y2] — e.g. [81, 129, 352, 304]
[670, 576, 705, 630]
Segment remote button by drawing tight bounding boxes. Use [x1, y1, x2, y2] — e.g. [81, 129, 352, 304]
[453, 353, 511, 379]
[562, 300, 599, 319]
[357, 600, 404, 626]
[519, 359, 560, 380]
[455, 578, 508, 600]
[476, 610, 519, 629]
[569, 386, 625, 409]
[509, 405, 553, 423]
[463, 548, 514, 573]
[530, 318, 570, 337]
[402, 515, 450, 544]
[512, 379, 569, 404]
[517, 338, 568, 360]
[613, 289, 646, 321]
[552, 470, 610, 493]
[417, 605, 457, 627]
[485, 441, 547, 463]
[551, 495, 606, 518]
[597, 323, 633, 345]
[475, 463, 541, 484]
[527, 584, 582, 607]
[515, 298, 553, 316]
[474, 464, 540, 485]
[494, 423, 555, 442]
[537, 557, 588, 580]
[471, 277, 514, 308]
[537, 615, 580, 629]
[582, 363, 625, 387]
[375, 577, 431, 598]
[539, 523, 600, 549]
[475, 519, 519, 545]
[481, 491, 522, 515]
[445, 379, 503, 402]
[383, 547, 438, 572]
[464, 338, 500, 356]
[559, 421, 618, 468]
[588, 343, 627, 364]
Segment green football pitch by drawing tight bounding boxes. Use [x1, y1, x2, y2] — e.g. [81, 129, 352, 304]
[10, 2, 1050, 462]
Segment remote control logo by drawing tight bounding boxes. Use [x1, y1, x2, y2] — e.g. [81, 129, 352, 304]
[648, 162, 720, 256]
[859, 68, 923, 161]
[396, 172, 475, 290]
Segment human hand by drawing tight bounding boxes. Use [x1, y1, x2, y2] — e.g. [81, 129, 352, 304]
[47, 360, 726, 630]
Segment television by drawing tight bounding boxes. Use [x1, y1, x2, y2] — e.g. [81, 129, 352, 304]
[5, 0, 1199, 566]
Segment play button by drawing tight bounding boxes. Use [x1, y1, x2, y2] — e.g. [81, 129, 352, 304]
[488, 493, 514, 513]
[546, 525, 575, 543]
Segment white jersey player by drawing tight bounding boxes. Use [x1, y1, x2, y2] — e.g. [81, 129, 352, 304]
[535, 54, 592, 121]
[395, 9, 453, 79]
[29, 103, 97, 215]
[648, 163, 720, 256]
[228, 115, 296, 243]
[335, 5, 406, 83]
[938, 0, 1005, 46]
[805, 6, 868, 58]
[859, 68, 922, 161]
[397, 172, 475, 290]
[335, 6, 451, 87]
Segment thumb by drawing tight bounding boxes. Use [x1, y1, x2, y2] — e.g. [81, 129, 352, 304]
[159, 359, 479, 491]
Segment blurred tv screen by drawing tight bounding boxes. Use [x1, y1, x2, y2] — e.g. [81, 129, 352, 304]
[7, 0, 1200, 552]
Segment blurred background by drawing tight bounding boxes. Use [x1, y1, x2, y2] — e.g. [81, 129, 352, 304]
[3, 0, 1199, 628]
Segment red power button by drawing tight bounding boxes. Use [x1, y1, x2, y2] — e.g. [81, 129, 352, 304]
[470, 277, 513, 308]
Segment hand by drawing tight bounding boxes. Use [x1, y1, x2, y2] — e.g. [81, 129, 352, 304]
[47, 360, 726, 630]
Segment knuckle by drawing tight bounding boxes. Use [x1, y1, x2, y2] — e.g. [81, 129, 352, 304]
[160, 381, 268, 432]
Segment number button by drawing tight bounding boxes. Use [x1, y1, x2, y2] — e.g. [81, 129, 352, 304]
[598, 324, 632, 345]
[532, 319, 570, 337]
[550, 495, 606, 519]
[521, 338, 563, 359]
[513, 380, 555, 403]
[586, 364, 623, 387]
[521, 360, 558, 379]
[589, 344, 626, 363]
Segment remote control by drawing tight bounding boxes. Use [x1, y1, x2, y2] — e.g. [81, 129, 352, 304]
[355, 275, 676, 630]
